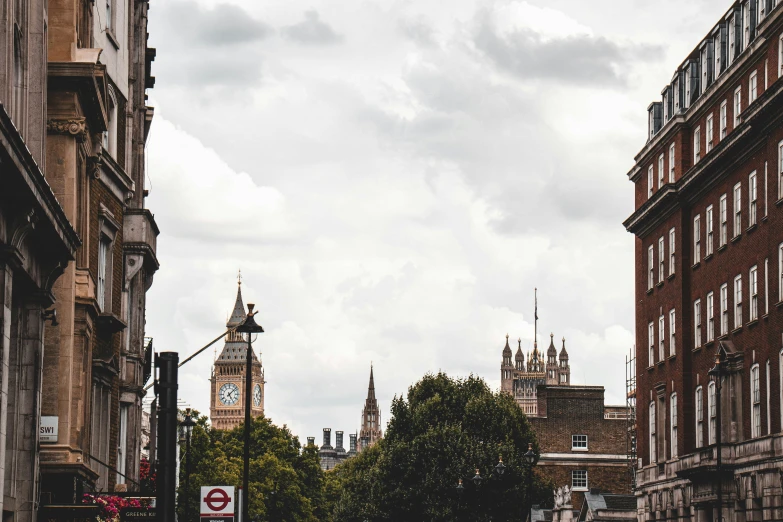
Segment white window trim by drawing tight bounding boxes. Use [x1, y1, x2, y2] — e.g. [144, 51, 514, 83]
[708, 381, 716, 445]
[648, 245, 654, 290]
[648, 322, 655, 367]
[734, 182, 742, 238]
[734, 86, 742, 127]
[694, 126, 701, 163]
[669, 143, 676, 182]
[749, 71, 758, 104]
[694, 299, 702, 348]
[572, 470, 588, 492]
[669, 228, 676, 275]
[778, 140, 783, 199]
[750, 265, 758, 321]
[695, 385, 704, 448]
[670, 393, 678, 458]
[749, 171, 758, 226]
[659, 237, 665, 282]
[669, 308, 676, 356]
[720, 100, 728, 139]
[648, 165, 654, 199]
[694, 215, 701, 263]
[720, 194, 728, 247]
[659, 315, 665, 361]
[721, 283, 729, 336]
[734, 274, 743, 328]
[706, 114, 714, 153]
[706, 205, 714, 256]
[658, 154, 665, 188]
[571, 434, 588, 451]
[751, 363, 761, 438]
[649, 401, 657, 463]
[707, 291, 715, 342]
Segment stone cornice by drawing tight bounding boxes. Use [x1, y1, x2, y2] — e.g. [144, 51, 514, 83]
[46, 117, 88, 142]
[48, 61, 108, 133]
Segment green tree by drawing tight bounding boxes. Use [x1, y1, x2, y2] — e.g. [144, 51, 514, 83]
[330, 373, 553, 522]
[176, 412, 331, 522]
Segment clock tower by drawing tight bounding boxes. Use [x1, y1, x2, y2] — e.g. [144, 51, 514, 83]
[210, 279, 265, 430]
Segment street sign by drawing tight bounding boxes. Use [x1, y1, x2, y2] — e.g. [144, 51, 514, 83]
[40, 416, 58, 442]
[119, 508, 155, 521]
[200, 486, 234, 522]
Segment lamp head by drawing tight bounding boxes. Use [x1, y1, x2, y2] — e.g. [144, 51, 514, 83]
[472, 469, 483, 486]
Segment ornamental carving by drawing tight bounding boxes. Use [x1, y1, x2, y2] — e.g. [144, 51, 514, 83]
[47, 118, 88, 142]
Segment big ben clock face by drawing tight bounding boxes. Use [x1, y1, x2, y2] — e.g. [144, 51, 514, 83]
[253, 384, 262, 406]
[219, 383, 240, 405]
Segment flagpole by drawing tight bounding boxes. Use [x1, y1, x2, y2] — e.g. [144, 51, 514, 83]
[534, 288, 538, 346]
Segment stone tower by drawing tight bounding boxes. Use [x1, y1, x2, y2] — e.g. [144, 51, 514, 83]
[558, 338, 570, 385]
[358, 366, 382, 451]
[210, 280, 265, 430]
[545, 333, 559, 385]
[500, 335, 514, 394]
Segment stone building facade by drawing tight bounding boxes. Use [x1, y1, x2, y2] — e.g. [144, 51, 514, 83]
[359, 365, 382, 451]
[0, 26, 81, 522]
[624, 1, 783, 520]
[501, 334, 571, 416]
[1, 0, 158, 509]
[530, 386, 631, 511]
[209, 282, 265, 430]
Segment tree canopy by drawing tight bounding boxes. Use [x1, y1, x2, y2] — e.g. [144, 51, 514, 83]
[329, 372, 553, 522]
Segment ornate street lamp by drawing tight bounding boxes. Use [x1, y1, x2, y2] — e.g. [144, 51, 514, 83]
[180, 409, 197, 522]
[236, 304, 264, 522]
[708, 351, 724, 522]
[524, 443, 538, 522]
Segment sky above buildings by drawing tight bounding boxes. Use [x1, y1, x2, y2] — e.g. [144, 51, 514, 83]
[144, 0, 729, 442]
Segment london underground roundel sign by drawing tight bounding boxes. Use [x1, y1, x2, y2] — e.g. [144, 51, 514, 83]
[200, 486, 235, 519]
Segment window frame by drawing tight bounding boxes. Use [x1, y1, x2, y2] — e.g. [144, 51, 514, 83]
[670, 393, 678, 458]
[648, 165, 654, 199]
[734, 182, 742, 237]
[659, 315, 665, 361]
[749, 70, 758, 103]
[695, 385, 704, 448]
[734, 86, 742, 127]
[751, 363, 761, 438]
[720, 100, 728, 139]
[749, 171, 757, 226]
[750, 265, 758, 321]
[720, 283, 729, 335]
[571, 434, 588, 451]
[720, 194, 728, 246]
[669, 143, 676, 182]
[734, 274, 743, 328]
[694, 214, 701, 263]
[707, 291, 715, 342]
[694, 299, 702, 348]
[694, 126, 701, 163]
[708, 381, 717, 445]
[658, 154, 665, 188]
[572, 470, 588, 491]
[669, 308, 676, 356]
[706, 114, 714, 153]
[648, 245, 654, 290]
[706, 204, 714, 256]
[648, 322, 655, 367]
[669, 228, 676, 275]
[649, 401, 657, 463]
[659, 236, 665, 282]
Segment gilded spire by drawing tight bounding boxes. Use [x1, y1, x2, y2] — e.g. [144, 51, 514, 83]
[367, 364, 376, 402]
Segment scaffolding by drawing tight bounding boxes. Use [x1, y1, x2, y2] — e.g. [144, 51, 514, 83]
[625, 346, 637, 491]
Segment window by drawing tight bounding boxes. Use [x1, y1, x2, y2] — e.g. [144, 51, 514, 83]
[779, 243, 783, 303]
[648, 246, 654, 290]
[117, 404, 128, 484]
[648, 322, 655, 366]
[734, 182, 742, 236]
[750, 71, 758, 103]
[708, 381, 717, 445]
[734, 87, 742, 127]
[706, 114, 714, 153]
[720, 100, 728, 139]
[669, 308, 676, 356]
[729, 14, 737, 63]
[97, 238, 110, 310]
[649, 402, 657, 463]
[780, 349, 783, 430]
[780, 33, 783, 78]
[572, 434, 588, 450]
[693, 215, 701, 263]
[694, 126, 701, 163]
[572, 470, 588, 491]
[694, 299, 702, 347]
[749, 171, 757, 226]
[658, 154, 665, 188]
[669, 144, 676, 182]
[778, 140, 783, 199]
[106, 0, 114, 31]
[751, 364, 761, 438]
[744, 4, 752, 53]
[659, 237, 665, 282]
[720, 283, 729, 335]
[734, 274, 743, 327]
[720, 194, 728, 246]
[750, 265, 758, 320]
[707, 291, 715, 342]
[706, 205, 714, 256]
[669, 228, 676, 275]
[659, 315, 665, 361]
[670, 393, 678, 458]
[695, 385, 704, 448]
[648, 165, 654, 199]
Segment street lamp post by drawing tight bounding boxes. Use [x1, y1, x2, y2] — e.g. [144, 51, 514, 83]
[708, 352, 724, 522]
[524, 443, 537, 522]
[452, 455, 515, 521]
[181, 409, 197, 522]
[236, 304, 264, 522]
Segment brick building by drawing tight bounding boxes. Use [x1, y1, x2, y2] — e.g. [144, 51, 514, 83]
[624, 1, 783, 520]
[1, 0, 158, 510]
[530, 386, 630, 511]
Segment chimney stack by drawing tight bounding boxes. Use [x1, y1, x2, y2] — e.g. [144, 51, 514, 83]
[335, 431, 345, 452]
[322, 428, 332, 448]
[307, 437, 315, 446]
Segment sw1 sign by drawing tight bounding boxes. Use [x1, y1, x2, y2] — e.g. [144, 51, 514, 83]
[200, 486, 235, 522]
[40, 416, 58, 443]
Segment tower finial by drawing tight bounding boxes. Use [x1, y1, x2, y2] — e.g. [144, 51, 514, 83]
[238, 269, 242, 286]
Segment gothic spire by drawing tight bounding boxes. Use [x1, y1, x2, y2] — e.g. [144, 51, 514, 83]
[367, 365, 376, 402]
[227, 278, 246, 328]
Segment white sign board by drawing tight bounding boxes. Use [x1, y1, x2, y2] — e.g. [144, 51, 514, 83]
[200, 486, 235, 519]
[40, 416, 58, 443]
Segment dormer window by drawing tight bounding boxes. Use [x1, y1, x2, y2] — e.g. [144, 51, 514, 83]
[744, 1, 752, 47]
[700, 41, 713, 89]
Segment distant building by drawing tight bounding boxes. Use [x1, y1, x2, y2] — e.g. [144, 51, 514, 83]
[210, 280, 265, 430]
[529, 386, 631, 511]
[501, 334, 570, 415]
[577, 490, 636, 522]
[359, 365, 382, 450]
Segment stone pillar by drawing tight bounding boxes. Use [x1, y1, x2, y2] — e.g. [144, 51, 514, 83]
[11, 296, 47, 522]
[0, 263, 12, 515]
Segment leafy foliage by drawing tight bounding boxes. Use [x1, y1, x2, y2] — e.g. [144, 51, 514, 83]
[329, 373, 553, 522]
[177, 412, 332, 522]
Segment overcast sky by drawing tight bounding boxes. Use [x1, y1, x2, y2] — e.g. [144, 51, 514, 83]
[144, 0, 730, 443]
